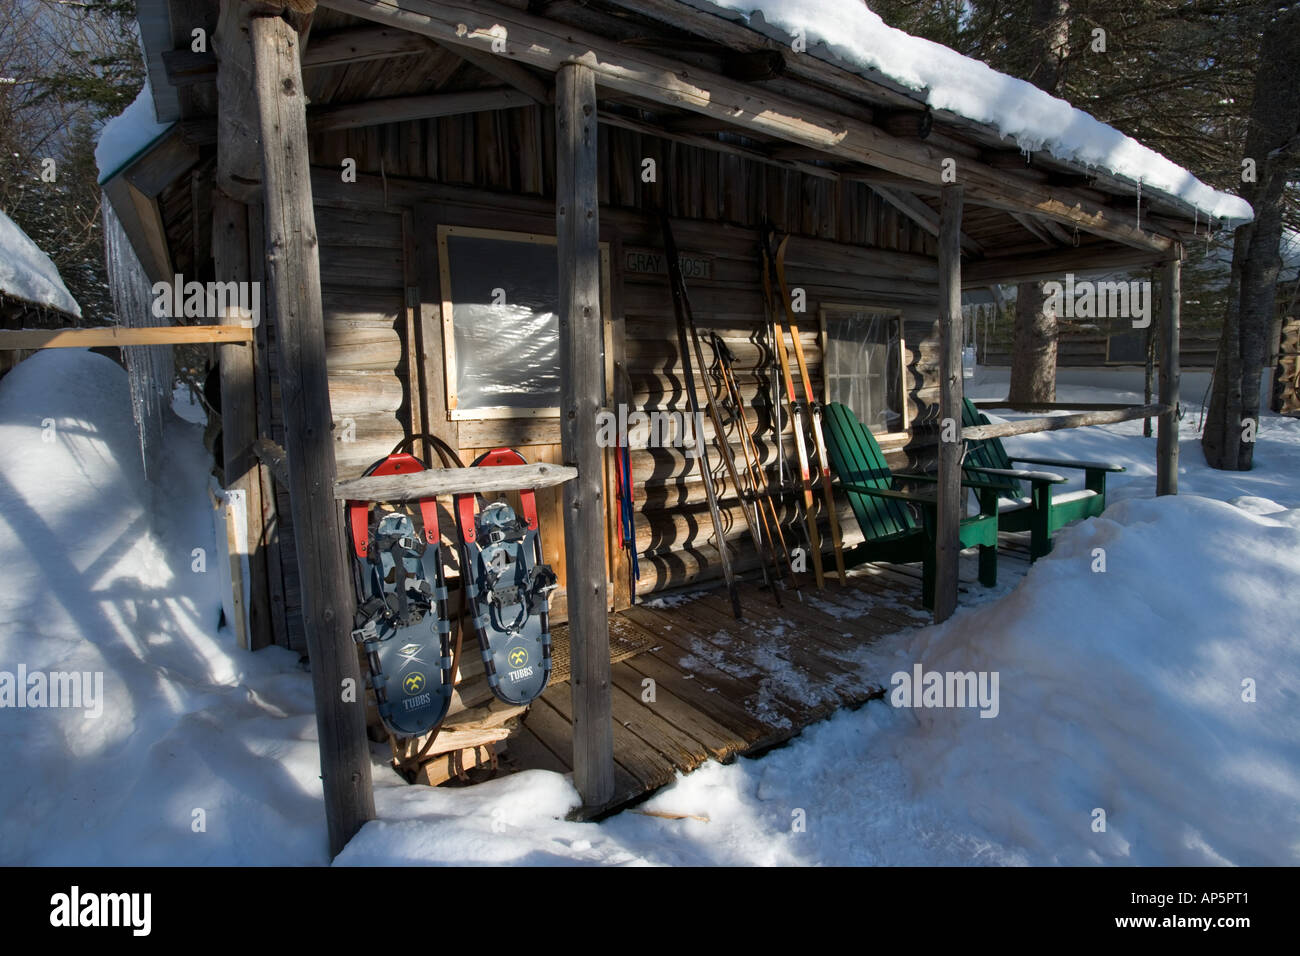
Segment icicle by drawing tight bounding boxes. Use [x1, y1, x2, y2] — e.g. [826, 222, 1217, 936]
[103, 197, 169, 480]
[1135, 178, 1142, 232]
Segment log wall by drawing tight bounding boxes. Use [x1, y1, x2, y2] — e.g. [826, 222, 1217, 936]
[255, 105, 946, 650]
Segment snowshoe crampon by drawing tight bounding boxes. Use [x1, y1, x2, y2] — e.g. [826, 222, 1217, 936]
[347, 453, 454, 738]
[456, 448, 557, 706]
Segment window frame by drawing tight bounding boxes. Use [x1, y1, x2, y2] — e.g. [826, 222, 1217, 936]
[437, 223, 612, 420]
[818, 303, 910, 438]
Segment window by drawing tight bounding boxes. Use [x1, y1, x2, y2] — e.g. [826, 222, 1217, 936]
[438, 225, 610, 419]
[820, 305, 906, 434]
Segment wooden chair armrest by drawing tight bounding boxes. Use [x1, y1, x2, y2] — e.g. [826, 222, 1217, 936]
[896, 470, 1011, 492]
[1009, 455, 1126, 473]
[840, 482, 936, 505]
[963, 464, 1066, 484]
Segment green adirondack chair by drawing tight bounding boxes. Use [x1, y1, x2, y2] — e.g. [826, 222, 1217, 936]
[823, 402, 1000, 610]
[960, 398, 1125, 559]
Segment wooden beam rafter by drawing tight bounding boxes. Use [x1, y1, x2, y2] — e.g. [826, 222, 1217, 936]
[870, 184, 982, 256]
[316, 0, 1172, 252]
[308, 87, 535, 132]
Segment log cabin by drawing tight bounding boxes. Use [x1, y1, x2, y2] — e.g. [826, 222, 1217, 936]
[98, 0, 1251, 855]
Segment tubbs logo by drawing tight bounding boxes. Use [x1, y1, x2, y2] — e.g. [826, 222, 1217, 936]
[508, 646, 529, 669]
[403, 672, 426, 695]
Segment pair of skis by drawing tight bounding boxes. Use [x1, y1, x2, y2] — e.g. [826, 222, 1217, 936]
[760, 222, 848, 590]
[706, 331, 801, 599]
[347, 443, 557, 743]
[662, 213, 789, 616]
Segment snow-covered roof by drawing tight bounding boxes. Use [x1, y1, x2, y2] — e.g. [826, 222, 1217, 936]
[0, 209, 82, 318]
[96, 79, 174, 186]
[696, 0, 1254, 226]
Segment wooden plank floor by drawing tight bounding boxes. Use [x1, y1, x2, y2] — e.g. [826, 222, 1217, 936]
[504, 538, 1033, 813]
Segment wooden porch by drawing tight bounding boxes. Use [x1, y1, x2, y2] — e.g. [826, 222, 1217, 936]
[502, 544, 1033, 813]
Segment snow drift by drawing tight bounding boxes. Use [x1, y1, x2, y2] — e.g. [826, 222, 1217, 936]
[2, 351, 1297, 865]
[0, 351, 331, 864]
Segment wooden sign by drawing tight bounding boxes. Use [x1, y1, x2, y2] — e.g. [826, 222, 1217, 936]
[623, 247, 712, 280]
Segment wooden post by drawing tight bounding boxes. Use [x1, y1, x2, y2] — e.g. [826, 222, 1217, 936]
[556, 62, 615, 808]
[1157, 252, 1181, 495]
[934, 184, 964, 623]
[213, 190, 272, 651]
[249, 8, 375, 858]
[1143, 318, 1155, 438]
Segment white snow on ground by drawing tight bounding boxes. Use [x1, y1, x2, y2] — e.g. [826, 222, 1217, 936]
[95, 79, 173, 185]
[0, 210, 82, 318]
[2, 352, 1298, 864]
[0, 351, 331, 864]
[693, 0, 1251, 224]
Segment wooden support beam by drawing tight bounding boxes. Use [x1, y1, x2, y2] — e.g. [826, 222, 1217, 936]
[309, 88, 535, 132]
[124, 128, 201, 198]
[253, 437, 290, 485]
[962, 244, 1166, 287]
[870, 184, 982, 256]
[248, 8, 374, 859]
[213, 190, 272, 652]
[215, 0, 263, 201]
[0, 326, 252, 350]
[1009, 211, 1058, 248]
[317, 0, 1173, 252]
[303, 24, 433, 67]
[334, 462, 576, 501]
[430, 39, 551, 103]
[1157, 254, 1181, 495]
[161, 47, 218, 87]
[556, 62, 615, 808]
[962, 404, 1169, 441]
[934, 184, 963, 624]
[973, 400, 1147, 412]
[878, 108, 932, 140]
[163, 24, 432, 85]
[598, 109, 840, 182]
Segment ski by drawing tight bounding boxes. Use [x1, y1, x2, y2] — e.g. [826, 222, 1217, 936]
[454, 448, 558, 706]
[773, 234, 849, 586]
[762, 223, 824, 588]
[661, 212, 745, 619]
[347, 452, 454, 739]
[708, 331, 799, 600]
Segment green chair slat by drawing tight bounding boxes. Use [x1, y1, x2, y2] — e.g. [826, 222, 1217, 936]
[824, 403, 916, 541]
[962, 398, 1021, 496]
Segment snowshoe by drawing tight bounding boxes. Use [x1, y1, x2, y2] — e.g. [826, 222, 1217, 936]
[455, 448, 558, 706]
[347, 452, 454, 738]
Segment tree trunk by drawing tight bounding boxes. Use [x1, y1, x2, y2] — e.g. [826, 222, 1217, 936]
[1006, 0, 1069, 402]
[1008, 281, 1058, 403]
[1203, 3, 1300, 470]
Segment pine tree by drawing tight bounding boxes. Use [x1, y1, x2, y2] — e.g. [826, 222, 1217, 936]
[0, 0, 144, 322]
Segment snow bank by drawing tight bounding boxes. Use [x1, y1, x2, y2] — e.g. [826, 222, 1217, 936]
[336, 493, 1300, 865]
[95, 80, 173, 185]
[693, 0, 1251, 224]
[0, 210, 82, 318]
[0, 350, 333, 864]
[4, 351, 1297, 865]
